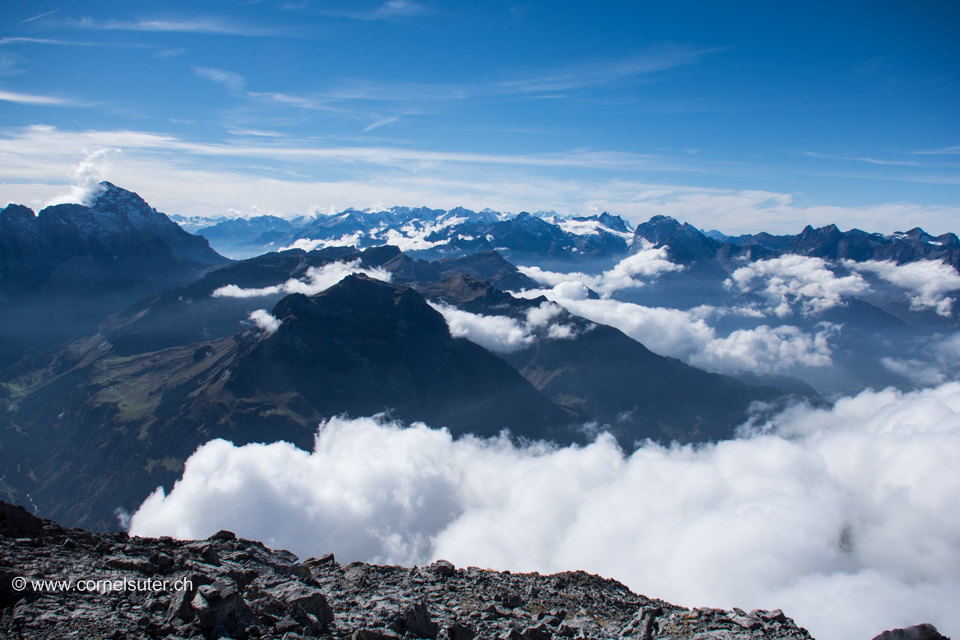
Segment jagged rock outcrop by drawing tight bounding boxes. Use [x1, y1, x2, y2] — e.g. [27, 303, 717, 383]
[0, 500, 822, 640]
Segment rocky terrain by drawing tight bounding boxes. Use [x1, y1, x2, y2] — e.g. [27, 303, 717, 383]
[0, 500, 827, 640]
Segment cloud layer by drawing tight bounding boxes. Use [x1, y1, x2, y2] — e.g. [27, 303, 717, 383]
[130, 382, 960, 640]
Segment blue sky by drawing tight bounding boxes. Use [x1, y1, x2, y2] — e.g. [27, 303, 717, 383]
[1, 0, 958, 234]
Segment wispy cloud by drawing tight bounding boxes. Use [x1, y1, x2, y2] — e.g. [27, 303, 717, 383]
[20, 8, 60, 24]
[351, 0, 428, 21]
[804, 151, 920, 166]
[362, 116, 399, 132]
[493, 46, 721, 95]
[912, 145, 960, 155]
[153, 47, 185, 58]
[0, 90, 74, 106]
[0, 37, 150, 49]
[194, 67, 246, 93]
[235, 47, 721, 127]
[69, 16, 271, 36]
[227, 128, 286, 137]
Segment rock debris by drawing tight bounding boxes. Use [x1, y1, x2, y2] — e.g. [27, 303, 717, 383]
[0, 501, 820, 640]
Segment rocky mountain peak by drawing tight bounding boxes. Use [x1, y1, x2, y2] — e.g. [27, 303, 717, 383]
[597, 212, 632, 233]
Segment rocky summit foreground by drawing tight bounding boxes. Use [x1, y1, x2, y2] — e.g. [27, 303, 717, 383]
[0, 501, 816, 640]
[0, 501, 947, 640]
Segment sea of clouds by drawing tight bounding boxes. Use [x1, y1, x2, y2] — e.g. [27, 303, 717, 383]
[131, 382, 960, 640]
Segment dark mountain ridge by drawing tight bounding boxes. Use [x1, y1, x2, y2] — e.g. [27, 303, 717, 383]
[0, 276, 578, 530]
[416, 275, 795, 445]
[659, 216, 960, 270]
[99, 247, 539, 356]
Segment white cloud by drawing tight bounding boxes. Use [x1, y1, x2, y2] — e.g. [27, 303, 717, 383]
[519, 241, 683, 296]
[513, 287, 834, 374]
[728, 255, 870, 317]
[130, 381, 960, 640]
[849, 259, 960, 317]
[211, 260, 391, 298]
[428, 300, 576, 354]
[248, 309, 282, 335]
[691, 323, 837, 372]
[430, 303, 533, 353]
[44, 148, 119, 207]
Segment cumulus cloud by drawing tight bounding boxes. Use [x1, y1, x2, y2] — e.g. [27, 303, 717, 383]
[512, 287, 834, 374]
[428, 300, 577, 353]
[248, 309, 281, 335]
[211, 260, 391, 299]
[692, 323, 836, 372]
[849, 259, 960, 317]
[130, 382, 960, 640]
[727, 255, 870, 317]
[44, 148, 119, 206]
[519, 240, 683, 296]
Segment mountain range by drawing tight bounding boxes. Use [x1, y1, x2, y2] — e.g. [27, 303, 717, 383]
[2, 182, 959, 533]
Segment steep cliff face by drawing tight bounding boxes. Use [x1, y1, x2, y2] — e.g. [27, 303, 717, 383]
[0, 500, 825, 640]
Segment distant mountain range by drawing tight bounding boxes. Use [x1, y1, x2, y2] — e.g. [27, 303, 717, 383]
[2, 182, 958, 532]
[193, 203, 960, 274]
[192, 206, 634, 263]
